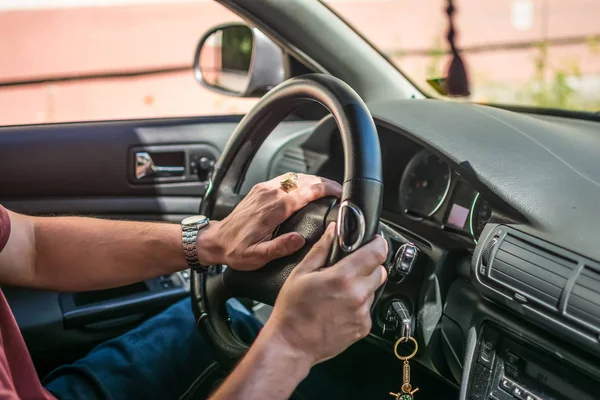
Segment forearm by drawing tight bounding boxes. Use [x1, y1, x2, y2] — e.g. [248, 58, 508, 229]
[31, 215, 187, 291]
[0, 212, 218, 291]
[209, 324, 312, 400]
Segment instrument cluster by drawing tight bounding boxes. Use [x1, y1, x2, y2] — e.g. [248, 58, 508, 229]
[398, 149, 492, 243]
[286, 122, 497, 245]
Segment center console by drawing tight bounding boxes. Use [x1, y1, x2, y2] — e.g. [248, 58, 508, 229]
[468, 324, 597, 400]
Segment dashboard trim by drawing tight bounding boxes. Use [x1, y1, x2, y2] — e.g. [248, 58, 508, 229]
[369, 99, 600, 262]
[337, 200, 366, 252]
[468, 193, 480, 244]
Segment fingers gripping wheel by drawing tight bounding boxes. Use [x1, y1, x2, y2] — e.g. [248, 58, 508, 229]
[191, 74, 383, 365]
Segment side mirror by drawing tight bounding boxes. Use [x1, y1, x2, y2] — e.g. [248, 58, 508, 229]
[193, 23, 285, 97]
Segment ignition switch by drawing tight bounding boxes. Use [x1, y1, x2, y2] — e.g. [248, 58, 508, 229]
[381, 299, 413, 339]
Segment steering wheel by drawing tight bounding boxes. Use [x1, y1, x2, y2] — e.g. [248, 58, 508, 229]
[191, 73, 383, 366]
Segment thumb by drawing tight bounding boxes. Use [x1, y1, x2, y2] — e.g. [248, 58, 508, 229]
[249, 231, 306, 264]
[296, 222, 336, 273]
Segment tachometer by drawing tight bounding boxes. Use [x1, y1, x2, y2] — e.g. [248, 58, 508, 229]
[399, 150, 451, 217]
[469, 193, 492, 243]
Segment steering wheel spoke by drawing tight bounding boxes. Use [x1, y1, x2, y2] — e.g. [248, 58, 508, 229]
[212, 190, 245, 221]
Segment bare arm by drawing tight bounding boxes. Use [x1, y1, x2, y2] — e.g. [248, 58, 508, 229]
[209, 324, 312, 400]
[0, 174, 341, 292]
[0, 211, 192, 291]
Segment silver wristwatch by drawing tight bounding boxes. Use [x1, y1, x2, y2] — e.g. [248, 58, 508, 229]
[181, 215, 210, 270]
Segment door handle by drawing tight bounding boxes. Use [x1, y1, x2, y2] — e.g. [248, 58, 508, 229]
[135, 152, 185, 179]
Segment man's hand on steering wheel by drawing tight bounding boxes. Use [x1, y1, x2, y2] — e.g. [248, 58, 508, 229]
[208, 223, 388, 400]
[198, 173, 342, 271]
[264, 222, 388, 366]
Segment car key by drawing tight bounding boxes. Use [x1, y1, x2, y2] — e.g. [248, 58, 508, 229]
[390, 300, 412, 341]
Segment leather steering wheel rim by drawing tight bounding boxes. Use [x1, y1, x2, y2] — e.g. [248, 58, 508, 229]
[191, 73, 383, 366]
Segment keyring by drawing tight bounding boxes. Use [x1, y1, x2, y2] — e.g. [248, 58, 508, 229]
[394, 336, 418, 361]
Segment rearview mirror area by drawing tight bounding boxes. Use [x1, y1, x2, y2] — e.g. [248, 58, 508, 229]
[194, 23, 285, 97]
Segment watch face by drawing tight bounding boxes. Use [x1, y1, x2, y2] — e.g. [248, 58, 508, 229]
[182, 215, 208, 226]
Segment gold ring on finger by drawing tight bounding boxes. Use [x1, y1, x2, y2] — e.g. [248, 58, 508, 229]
[280, 172, 299, 193]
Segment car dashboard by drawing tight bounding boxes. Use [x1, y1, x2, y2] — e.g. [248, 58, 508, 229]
[261, 99, 600, 400]
[267, 116, 517, 250]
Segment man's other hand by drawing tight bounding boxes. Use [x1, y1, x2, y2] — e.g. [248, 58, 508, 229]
[198, 173, 342, 271]
[262, 223, 388, 367]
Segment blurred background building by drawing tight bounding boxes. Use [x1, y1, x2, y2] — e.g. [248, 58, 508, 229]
[0, 0, 598, 126]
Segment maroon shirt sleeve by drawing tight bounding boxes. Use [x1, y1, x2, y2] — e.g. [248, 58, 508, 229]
[0, 206, 10, 253]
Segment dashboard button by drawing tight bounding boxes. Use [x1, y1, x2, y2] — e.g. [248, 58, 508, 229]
[512, 385, 527, 400]
[499, 377, 514, 392]
[478, 348, 495, 369]
[393, 243, 419, 276]
[478, 328, 499, 368]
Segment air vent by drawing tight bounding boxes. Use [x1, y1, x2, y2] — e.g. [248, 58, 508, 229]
[566, 266, 600, 332]
[475, 226, 600, 348]
[272, 147, 309, 177]
[486, 233, 577, 310]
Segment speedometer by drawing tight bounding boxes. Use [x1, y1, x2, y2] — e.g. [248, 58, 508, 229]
[399, 150, 451, 217]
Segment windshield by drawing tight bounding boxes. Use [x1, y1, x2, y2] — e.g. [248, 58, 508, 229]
[324, 0, 599, 112]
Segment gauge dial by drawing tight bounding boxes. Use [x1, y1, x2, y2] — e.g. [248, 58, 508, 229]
[469, 193, 492, 243]
[399, 150, 451, 217]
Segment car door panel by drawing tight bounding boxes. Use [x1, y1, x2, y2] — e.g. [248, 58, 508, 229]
[0, 116, 240, 198]
[0, 115, 316, 369]
[1, 197, 201, 218]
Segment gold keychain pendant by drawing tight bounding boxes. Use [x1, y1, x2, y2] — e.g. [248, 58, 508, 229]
[389, 336, 419, 400]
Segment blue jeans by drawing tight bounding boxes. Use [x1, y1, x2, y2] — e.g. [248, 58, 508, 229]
[43, 299, 351, 400]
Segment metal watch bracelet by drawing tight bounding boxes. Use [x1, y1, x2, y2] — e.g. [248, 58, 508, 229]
[181, 215, 210, 271]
